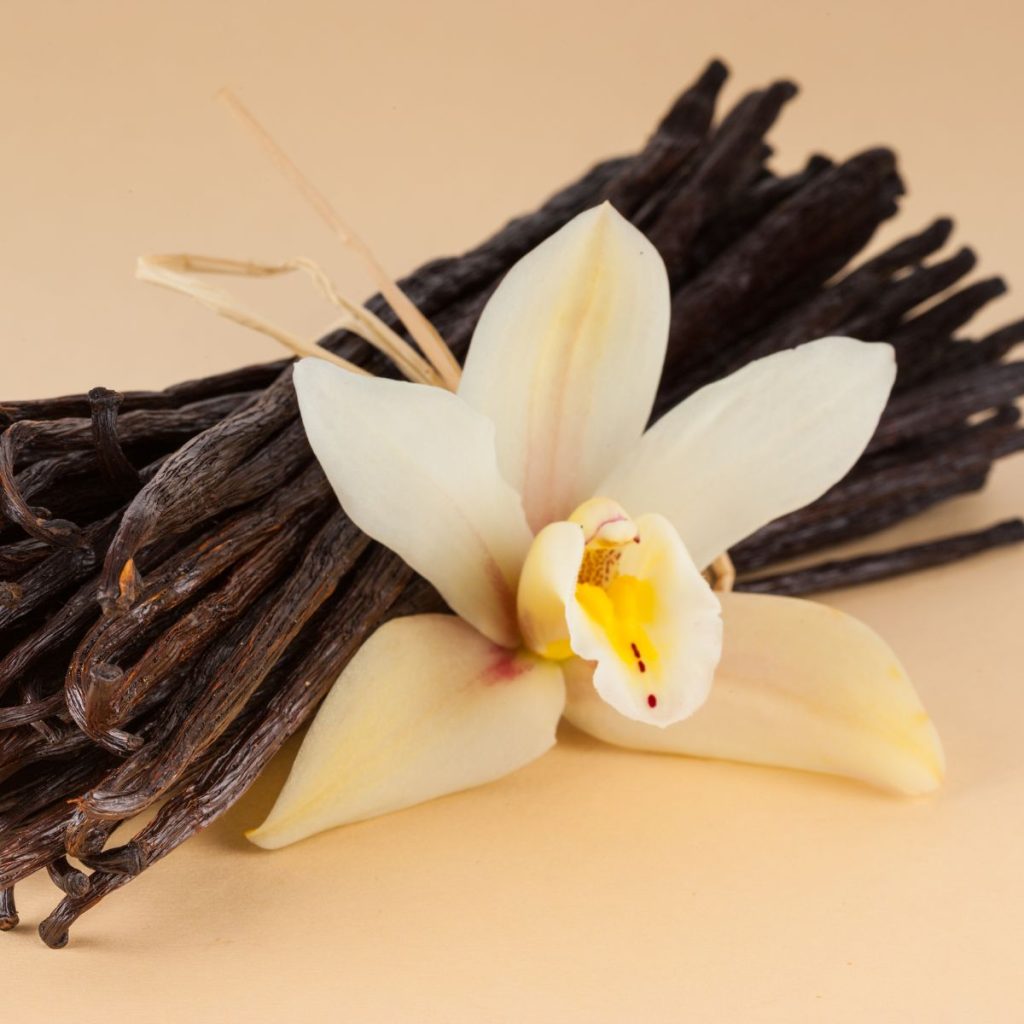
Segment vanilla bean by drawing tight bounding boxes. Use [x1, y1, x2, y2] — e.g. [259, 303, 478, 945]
[840, 247, 977, 339]
[40, 546, 412, 945]
[0, 692, 64, 729]
[45, 856, 89, 898]
[893, 277, 1007, 347]
[0, 361, 286, 428]
[95, 392, 310, 610]
[976, 320, 1024, 364]
[737, 520, 1024, 596]
[88, 388, 141, 496]
[871, 362, 1024, 451]
[648, 80, 797, 280]
[65, 466, 332, 750]
[677, 155, 833, 281]
[657, 147, 903, 399]
[733, 472, 990, 572]
[81, 510, 364, 820]
[734, 217, 956, 367]
[0, 751, 111, 834]
[0, 537, 49, 576]
[0, 516, 117, 633]
[0, 801, 77, 893]
[890, 279, 1011, 389]
[607, 58, 727, 220]
[0, 725, 92, 786]
[0, 887, 16, 930]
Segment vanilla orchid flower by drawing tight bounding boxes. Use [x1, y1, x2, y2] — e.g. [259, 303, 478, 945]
[248, 204, 944, 850]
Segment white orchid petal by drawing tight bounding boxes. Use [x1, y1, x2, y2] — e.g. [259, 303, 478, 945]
[248, 615, 565, 848]
[599, 337, 896, 569]
[294, 358, 532, 646]
[459, 203, 671, 532]
[566, 513, 722, 726]
[564, 591, 944, 796]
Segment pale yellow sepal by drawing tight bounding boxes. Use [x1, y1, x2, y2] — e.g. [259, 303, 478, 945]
[294, 359, 533, 647]
[248, 615, 566, 849]
[459, 203, 671, 532]
[564, 591, 944, 795]
[599, 337, 897, 570]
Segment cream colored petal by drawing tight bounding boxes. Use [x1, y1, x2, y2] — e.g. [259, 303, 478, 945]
[599, 337, 896, 569]
[564, 591, 944, 796]
[565, 514, 722, 726]
[458, 203, 671, 532]
[294, 358, 532, 647]
[248, 615, 565, 848]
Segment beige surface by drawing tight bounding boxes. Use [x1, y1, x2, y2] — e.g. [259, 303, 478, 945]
[2, 1, 1023, 1020]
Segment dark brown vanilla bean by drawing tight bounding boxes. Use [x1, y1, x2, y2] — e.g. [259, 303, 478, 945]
[737, 520, 1024, 596]
[88, 387, 142, 496]
[0, 362, 287, 428]
[647, 80, 798, 281]
[0, 886, 16, 930]
[733, 218, 956, 368]
[0, 537, 50, 576]
[677, 155, 834, 282]
[871, 362, 1024, 452]
[0, 801, 78, 893]
[45, 856, 89, 898]
[976, 320, 1024, 364]
[732, 473, 991, 573]
[0, 692, 64, 729]
[39, 546, 413, 945]
[0, 725, 92, 786]
[95, 391, 308, 610]
[606, 58, 727, 220]
[64, 466, 332, 751]
[839, 247, 978, 340]
[655, 148, 904, 401]
[1, 59, 1023, 947]
[893, 277, 1007, 348]
[81, 510, 365, 819]
[0, 751, 112, 834]
[0, 516, 117, 635]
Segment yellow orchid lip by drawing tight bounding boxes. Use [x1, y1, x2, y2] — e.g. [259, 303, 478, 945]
[518, 498, 723, 726]
[575, 576, 659, 699]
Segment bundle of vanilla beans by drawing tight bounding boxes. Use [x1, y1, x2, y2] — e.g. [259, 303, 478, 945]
[1, 59, 1022, 948]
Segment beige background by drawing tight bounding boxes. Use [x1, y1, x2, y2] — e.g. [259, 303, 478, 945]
[2, 1, 1023, 1020]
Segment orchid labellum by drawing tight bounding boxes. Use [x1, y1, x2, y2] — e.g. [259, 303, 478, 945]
[248, 204, 944, 850]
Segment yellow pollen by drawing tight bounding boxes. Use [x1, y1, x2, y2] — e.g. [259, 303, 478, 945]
[577, 546, 622, 587]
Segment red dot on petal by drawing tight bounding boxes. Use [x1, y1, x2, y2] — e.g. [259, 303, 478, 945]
[647, 694, 657, 708]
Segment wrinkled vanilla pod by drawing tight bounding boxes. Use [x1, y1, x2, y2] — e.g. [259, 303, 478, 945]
[0, 59, 1022, 946]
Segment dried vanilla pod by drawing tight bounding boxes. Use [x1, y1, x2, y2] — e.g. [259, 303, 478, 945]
[0, 58, 1021, 946]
